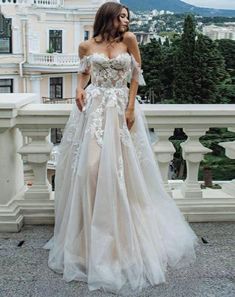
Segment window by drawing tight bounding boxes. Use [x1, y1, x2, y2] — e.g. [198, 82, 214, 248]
[49, 77, 63, 145]
[49, 30, 62, 53]
[51, 129, 63, 144]
[84, 30, 89, 41]
[50, 77, 63, 99]
[0, 15, 12, 54]
[0, 79, 13, 93]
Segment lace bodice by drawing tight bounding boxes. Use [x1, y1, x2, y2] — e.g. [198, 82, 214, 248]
[78, 52, 146, 88]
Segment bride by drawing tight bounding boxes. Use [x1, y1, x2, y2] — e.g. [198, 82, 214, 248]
[44, 1, 198, 294]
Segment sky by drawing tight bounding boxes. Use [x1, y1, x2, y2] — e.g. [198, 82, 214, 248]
[183, 0, 235, 9]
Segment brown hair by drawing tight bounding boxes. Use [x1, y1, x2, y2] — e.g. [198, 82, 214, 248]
[93, 1, 130, 43]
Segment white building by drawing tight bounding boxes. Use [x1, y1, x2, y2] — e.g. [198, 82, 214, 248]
[203, 24, 235, 41]
[0, 0, 110, 102]
[134, 31, 166, 45]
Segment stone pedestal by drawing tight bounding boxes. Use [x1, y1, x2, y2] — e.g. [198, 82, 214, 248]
[153, 128, 175, 196]
[181, 128, 212, 198]
[18, 128, 53, 200]
[219, 128, 235, 196]
[0, 93, 36, 231]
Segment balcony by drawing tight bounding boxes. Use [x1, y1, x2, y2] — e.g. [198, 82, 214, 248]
[0, 0, 64, 8]
[0, 93, 235, 232]
[26, 53, 79, 71]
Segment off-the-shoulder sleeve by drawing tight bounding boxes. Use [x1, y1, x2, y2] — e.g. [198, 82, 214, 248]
[77, 55, 91, 74]
[127, 54, 146, 86]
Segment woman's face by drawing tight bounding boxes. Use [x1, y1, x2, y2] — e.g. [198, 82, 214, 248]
[114, 8, 129, 32]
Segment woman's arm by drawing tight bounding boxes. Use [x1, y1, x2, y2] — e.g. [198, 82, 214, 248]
[123, 32, 142, 129]
[76, 41, 91, 111]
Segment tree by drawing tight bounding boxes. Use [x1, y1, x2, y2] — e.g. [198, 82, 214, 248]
[193, 34, 229, 103]
[173, 15, 196, 103]
[216, 39, 235, 71]
[140, 39, 164, 103]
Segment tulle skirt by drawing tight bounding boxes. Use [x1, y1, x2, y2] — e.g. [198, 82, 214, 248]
[43, 84, 198, 294]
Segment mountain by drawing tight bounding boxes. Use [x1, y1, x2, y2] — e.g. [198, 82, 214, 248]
[122, 0, 235, 17]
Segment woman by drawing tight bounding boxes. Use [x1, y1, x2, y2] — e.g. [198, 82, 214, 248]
[44, 1, 198, 294]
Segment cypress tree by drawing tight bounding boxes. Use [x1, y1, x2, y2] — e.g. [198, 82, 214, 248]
[140, 38, 164, 103]
[173, 15, 196, 103]
[194, 35, 230, 103]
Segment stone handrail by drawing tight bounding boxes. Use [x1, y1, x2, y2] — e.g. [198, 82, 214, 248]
[1, 94, 235, 231]
[0, 0, 64, 7]
[28, 53, 79, 66]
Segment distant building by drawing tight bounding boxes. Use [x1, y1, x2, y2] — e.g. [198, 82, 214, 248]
[134, 31, 166, 45]
[203, 24, 235, 40]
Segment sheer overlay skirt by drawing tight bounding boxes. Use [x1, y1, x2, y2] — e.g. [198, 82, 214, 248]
[44, 84, 198, 294]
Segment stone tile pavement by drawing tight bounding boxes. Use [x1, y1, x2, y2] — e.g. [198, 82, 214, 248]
[0, 223, 234, 297]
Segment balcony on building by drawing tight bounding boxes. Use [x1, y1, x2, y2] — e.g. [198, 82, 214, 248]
[0, 0, 64, 8]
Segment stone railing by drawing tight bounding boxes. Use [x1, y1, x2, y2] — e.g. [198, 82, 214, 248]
[33, 0, 64, 7]
[28, 53, 79, 66]
[0, 0, 28, 4]
[1, 94, 235, 232]
[42, 96, 75, 104]
[0, 0, 64, 7]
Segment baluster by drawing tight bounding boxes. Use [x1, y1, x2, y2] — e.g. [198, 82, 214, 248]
[219, 127, 235, 196]
[181, 128, 211, 198]
[152, 128, 175, 196]
[18, 128, 53, 200]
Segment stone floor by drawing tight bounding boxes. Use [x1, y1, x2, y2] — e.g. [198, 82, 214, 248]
[0, 223, 234, 297]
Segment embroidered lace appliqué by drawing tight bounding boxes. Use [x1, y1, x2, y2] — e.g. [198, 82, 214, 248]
[118, 156, 125, 192]
[120, 124, 132, 147]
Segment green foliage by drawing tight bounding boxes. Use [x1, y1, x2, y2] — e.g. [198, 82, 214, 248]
[199, 128, 235, 180]
[216, 39, 235, 71]
[169, 128, 235, 181]
[140, 39, 164, 102]
[193, 34, 229, 103]
[140, 15, 234, 104]
[46, 47, 54, 54]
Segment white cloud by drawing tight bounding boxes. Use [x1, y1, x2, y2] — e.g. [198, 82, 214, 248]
[183, 0, 235, 9]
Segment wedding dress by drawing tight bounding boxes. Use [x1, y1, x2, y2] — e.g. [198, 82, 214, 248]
[43, 52, 198, 294]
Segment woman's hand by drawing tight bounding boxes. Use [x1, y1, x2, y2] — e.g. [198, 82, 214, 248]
[125, 108, 135, 130]
[76, 88, 86, 112]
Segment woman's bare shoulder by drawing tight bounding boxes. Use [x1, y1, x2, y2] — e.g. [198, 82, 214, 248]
[123, 31, 137, 43]
[78, 39, 94, 57]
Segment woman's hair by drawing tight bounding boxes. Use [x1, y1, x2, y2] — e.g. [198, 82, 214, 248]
[93, 1, 130, 43]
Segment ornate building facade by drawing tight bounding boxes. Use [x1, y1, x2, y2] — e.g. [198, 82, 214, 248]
[0, 0, 111, 102]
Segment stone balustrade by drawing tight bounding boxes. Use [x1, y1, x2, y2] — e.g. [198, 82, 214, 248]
[1, 94, 235, 232]
[28, 53, 79, 66]
[0, 0, 64, 7]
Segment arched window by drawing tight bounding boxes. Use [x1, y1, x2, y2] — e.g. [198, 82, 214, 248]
[0, 14, 12, 54]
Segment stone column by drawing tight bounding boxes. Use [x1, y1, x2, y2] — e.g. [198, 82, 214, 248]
[30, 75, 42, 103]
[152, 128, 175, 195]
[219, 127, 235, 196]
[18, 128, 53, 200]
[181, 128, 212, 198]
[72, 73, 77, 98]
[0, 93, 36, 231]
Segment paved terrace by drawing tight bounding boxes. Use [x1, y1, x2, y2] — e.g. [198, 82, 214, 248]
[0, 223, 234, 297]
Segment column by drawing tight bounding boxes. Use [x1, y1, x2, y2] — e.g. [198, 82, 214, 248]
[219, 127, 235, 196]
[73, 21, 80, 52]
[0, 127, 24, 205]
[152, 128, 175, 195]
[0, 93, 36, 231]
[72, 72, 77, 97]
[18, 128, 53, 200]
[181, 128, 212, 198]
[30, 75, 42, 103]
